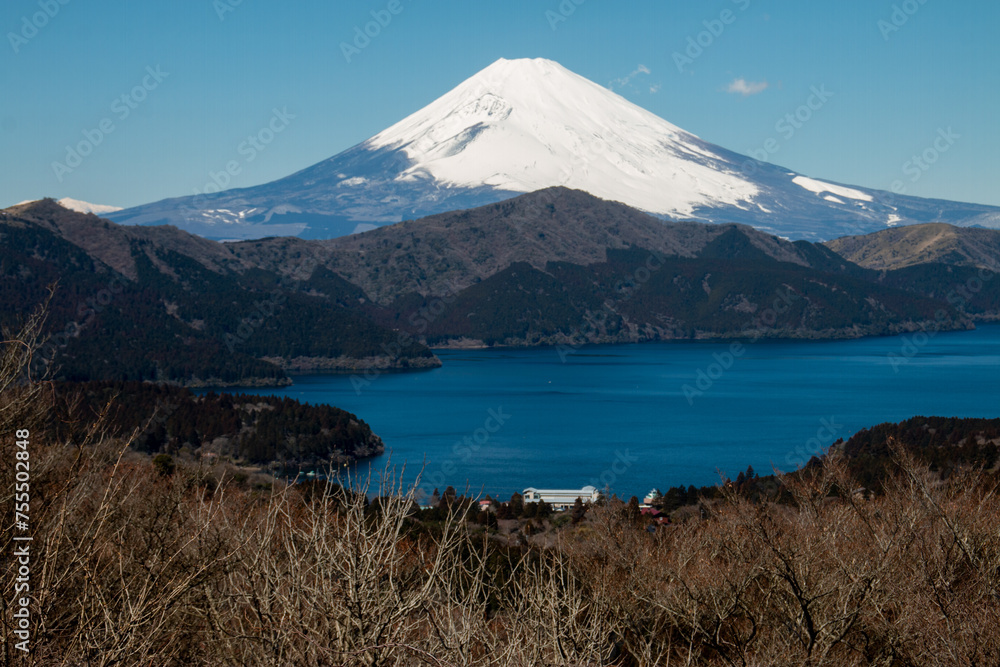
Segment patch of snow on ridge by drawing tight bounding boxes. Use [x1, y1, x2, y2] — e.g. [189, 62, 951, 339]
[792, 176, 873, 202]
[57, 198, 123, 215]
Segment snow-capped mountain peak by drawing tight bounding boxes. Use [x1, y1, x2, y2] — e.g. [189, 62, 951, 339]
[366, 57, 757, 217]
[109, 57, 1000, 241]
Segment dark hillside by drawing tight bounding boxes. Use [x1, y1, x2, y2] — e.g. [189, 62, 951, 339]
[50, 381, 384, 469]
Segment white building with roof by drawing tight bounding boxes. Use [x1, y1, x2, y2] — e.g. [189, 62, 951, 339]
[522, 485, 600, 509]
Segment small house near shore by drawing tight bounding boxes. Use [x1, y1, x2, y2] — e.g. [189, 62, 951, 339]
[641, 507, 669, 524]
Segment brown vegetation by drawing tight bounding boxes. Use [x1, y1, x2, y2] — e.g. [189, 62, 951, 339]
[2, 322, 999, 666]
[825, 222, 1000, 272]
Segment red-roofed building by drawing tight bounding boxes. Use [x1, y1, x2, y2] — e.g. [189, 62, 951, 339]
[641, 507, 669, 524]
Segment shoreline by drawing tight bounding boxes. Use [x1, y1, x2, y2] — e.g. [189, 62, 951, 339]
[428, 319, 992, 353]
[182, 323, 999, 389]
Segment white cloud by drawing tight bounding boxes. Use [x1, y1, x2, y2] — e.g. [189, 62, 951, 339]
[726, 78, 769, 96]
[610, 64, 652, 90]
[649, 83, 661, 94]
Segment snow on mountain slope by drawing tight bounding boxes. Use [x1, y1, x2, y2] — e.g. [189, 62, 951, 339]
[109, 58, 1000, 242]
[57, 198, 123, 215]
[790, 176, 872, 203]
[367, 58, 757, 218]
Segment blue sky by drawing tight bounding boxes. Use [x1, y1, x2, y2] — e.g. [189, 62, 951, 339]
[2, 0, 997, 209]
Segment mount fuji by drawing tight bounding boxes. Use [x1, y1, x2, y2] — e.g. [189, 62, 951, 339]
[109, 58, 1000, 242]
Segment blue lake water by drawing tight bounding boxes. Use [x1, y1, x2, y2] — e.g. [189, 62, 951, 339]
[235, 325, 1000, 501]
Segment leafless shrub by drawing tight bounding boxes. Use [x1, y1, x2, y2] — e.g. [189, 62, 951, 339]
[2, 321, 999, 665]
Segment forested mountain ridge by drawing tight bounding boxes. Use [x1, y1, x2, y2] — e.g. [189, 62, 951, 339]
[824, 223, 1000, 322]
[6, 192, 998, 386]
[225, 189, 986, 348]
[825, 222, 1000, 271]
[49, 381, 384, 470]
[228, 187, 855, 305]
[366, 246, 968, 348]
[0, 200, 437, 386]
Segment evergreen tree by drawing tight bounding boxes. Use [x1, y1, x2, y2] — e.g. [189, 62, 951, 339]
[626, 496, 641, 523]
[509, 492, 524, 518]
[152, 453, 175, 477]
[438, 486, 457, 511]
